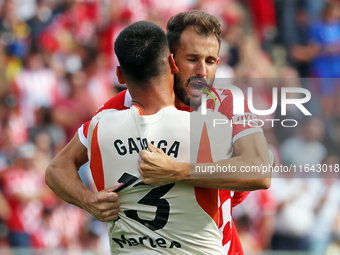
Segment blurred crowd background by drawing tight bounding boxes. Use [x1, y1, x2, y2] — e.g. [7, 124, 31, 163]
[0, 0, 339, 254]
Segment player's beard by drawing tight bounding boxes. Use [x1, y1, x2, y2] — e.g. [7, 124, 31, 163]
[174, 74, 203, 107]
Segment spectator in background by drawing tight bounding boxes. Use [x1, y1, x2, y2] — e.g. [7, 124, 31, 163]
[234, 36, 277, 79]
[0, 143, 47, 251]
[307, 0, 326, 24]
[246, 0, 277, 54]
[82, 46, 117, 108]
[0, 0, 31, 59]
[309, 154, 340, 254]
[31, 197, 86, 251]
[52, 70, 96, 142]
[12, 0, 36, 21]
[0, 189, 10, 228]
[29, 107, 66, 155]
[280, 117, 327, 167]
[271, 176, 317, 251]
[234, 189, 277, 251]
[215, 39, 234, 79]
[219, 1, 245, 69]
[281, 0, 312, 78]
[274, 67, 308, 143]
[26, 0, 53, 50]
[12, 48, 61, 129]
[223, 23, 243, 68]
[0, 189, 10, 250]
[96, 1, 130, 92]
[271, 117, 327, 251]
[78, 217, 107, 254]
[31, 131, 54, 175]
[0, 93, 27, 161]
[308, 1, 340, 118]
[309, 1, 340, 78]
[31, 206, 61, 249]
[329, 209, 340, 254]
[323, 117, 340, 155]
[234, 214, 261, 253]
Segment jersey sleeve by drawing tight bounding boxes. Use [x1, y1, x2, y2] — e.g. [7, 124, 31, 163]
[86, 112, 103, 158]
[208, 89, 263, 143]
[232, 191, 250, 207]
[78, 90, 130, 148]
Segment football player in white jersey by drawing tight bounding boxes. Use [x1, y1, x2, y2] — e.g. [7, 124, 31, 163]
[87, 21, 226, 254]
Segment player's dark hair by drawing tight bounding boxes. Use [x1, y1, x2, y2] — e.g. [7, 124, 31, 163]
[166, 10, 221, 55]
[114, 21, 169, 84]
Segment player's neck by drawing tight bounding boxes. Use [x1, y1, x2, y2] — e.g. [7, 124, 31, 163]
[130, 83, 175, 115]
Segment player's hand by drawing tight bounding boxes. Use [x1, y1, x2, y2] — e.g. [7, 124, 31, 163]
[138, 143, 186, 186]
[84, 186, 121, 222]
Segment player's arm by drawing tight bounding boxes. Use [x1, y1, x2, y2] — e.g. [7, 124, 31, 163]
[45, 134, 121, 222]
[185, 132, 271, 190]
[139, 133, 271, 191]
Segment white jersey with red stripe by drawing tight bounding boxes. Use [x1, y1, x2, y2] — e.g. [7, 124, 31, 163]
[201, 88, 263, 253]
[87, 105, 232, 255]
[80, 89, 263, 255]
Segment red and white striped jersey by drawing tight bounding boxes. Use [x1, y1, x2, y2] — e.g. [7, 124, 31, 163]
[79, 89, 263, 255]
[1, 167, 45, 233]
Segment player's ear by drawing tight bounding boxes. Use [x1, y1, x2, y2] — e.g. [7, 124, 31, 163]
[216, 57, 220, 66]
[169, 54, 179, 74]
[116, 66, 126, 84]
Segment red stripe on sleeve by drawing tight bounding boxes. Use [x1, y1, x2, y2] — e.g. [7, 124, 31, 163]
[232, 191, 250, 207]
[90, 123, 105, 191]
[83, 120, 91, 139]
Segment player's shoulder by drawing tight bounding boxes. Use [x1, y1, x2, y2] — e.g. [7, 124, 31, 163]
[159, 106, 189, 122]
[95, 89, 130, 115]
[162, 106, 190, 129]
[215, 88, 233, 95]
[96, 108, 131, 122]
[171, 106, 190, 115]
[210, 88, 234, 107]
[89, 108, 132, 135]
[214, 88, 235, 101]
[173, 106, 190, 119]
[207, 88, 234, 112]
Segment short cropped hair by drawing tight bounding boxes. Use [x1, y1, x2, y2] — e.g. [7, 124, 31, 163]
[114, 21, 169, 83]
[166, 10, 221, 54]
